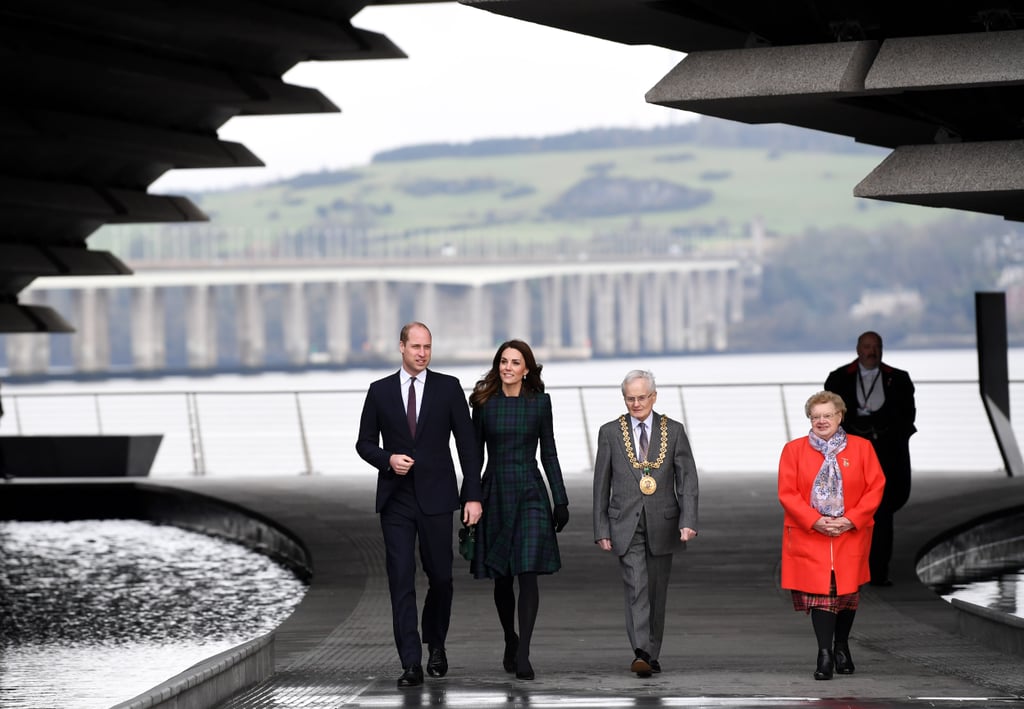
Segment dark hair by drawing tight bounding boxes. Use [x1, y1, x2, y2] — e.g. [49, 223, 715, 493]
[469, 339, 544, 408]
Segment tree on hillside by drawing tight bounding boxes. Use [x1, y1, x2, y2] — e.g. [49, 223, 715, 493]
[731, 214, 1010, 351]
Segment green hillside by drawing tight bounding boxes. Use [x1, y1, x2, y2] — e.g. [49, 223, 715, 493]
[95, 122, 959, 259]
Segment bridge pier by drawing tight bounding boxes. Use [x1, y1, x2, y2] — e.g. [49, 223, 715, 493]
[284, 283, 309, 367]
[186, 285, 217, 369]
[131, 286, 165, 371]
[73, 288, 111, 373]
[326, 282, 351, 364]
[11, 260, 742, 375]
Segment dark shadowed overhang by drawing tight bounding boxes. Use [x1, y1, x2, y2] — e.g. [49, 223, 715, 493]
[0, 0, 437, 332]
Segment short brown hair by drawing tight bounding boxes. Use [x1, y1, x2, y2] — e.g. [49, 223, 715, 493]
[400, 321, 431, 343]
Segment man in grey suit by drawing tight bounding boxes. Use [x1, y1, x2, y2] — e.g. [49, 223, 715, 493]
[593, 369, 699, 677]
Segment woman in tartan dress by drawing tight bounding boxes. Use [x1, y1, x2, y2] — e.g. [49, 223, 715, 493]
[778, 390, 885, 681]
[469, 339, 569, 681]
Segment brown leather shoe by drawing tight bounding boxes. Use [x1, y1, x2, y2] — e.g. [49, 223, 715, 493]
[630, 648, 653, 677]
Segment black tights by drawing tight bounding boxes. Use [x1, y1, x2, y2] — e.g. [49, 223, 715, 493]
[811, 608, 856, 650]
[494, 573, 539, 668]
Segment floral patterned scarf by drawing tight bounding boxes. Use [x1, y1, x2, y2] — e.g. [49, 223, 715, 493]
[808, 427, 846, 517]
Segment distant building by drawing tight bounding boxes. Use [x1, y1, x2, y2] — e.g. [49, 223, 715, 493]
[998, 267, 1024, 323]
[849, 288, 924, 319]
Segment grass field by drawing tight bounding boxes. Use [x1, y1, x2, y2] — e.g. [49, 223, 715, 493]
[95, 140, 958, 257]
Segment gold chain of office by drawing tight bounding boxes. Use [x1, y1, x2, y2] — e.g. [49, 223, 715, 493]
[618, 414, 668, 469]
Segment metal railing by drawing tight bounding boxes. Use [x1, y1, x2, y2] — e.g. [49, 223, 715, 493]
[2, 380, 1016, 477]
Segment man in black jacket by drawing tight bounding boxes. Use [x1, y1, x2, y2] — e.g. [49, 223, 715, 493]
[825, 331, 916, 586]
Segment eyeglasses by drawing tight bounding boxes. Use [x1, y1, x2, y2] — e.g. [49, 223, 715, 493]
[810, 412, 838, 421]
[624, 394, 653, 405]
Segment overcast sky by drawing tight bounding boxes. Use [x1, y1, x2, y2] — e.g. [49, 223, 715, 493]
[151, 2, 693, 193]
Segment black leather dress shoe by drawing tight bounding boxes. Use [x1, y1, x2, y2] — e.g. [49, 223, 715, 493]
[834, 643, 855, 674]
[630, 648, 653, 677]
[649, 659, 662, 673]
[397, 665, 424, 688]
[813, 648, 834, 680]
[426, 647, 448, 677]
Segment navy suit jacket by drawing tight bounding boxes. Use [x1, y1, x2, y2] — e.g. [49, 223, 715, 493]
[356, 368, 482, 515]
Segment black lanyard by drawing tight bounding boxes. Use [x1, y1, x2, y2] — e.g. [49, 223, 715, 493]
[858, 369, 881, 407]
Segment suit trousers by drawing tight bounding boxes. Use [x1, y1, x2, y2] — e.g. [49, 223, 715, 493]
[379, 477, 454, 667]
[618, 509, 673, 660]
[869, 438, 912, 582]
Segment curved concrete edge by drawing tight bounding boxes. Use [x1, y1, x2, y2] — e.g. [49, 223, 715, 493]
[915, 504, 1024, 657]
[951, 597, 1024, 656]
[112, 634, 274, 709]
[0, 480, 309, 708]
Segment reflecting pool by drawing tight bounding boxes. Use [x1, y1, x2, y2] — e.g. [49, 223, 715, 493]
[934, 567, 1024, 620]
[0, 519, 307, 709]
[917, 509, 1024, 620]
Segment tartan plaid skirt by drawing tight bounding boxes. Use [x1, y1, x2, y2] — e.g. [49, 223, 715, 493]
[791, 571, 860, 613]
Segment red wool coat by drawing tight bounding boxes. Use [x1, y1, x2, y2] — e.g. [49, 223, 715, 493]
[778, 434, 885, 595]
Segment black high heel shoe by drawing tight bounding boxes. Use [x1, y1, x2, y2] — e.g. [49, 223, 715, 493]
[813, 648, 834, 680]
[503, 635, 519, 674]
[515, 659, 535, 681]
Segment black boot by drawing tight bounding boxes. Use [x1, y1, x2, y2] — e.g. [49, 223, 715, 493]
[813, 648, 834, 680]
[834, 642, 855, 674]
[503, 634, 519, 674]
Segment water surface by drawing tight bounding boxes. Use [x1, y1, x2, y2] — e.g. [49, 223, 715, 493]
[0, 519, 307, 709]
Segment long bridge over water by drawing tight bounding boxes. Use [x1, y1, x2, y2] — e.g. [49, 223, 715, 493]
[5, 259, 743, 376]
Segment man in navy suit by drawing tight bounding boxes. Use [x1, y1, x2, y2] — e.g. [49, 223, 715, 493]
[356, 321, 483, 687]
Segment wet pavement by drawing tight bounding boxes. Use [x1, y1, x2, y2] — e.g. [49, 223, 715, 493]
[151, 470, 1024, 708]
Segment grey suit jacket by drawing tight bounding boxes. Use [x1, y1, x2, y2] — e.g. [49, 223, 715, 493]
[592, 412, 699, 556]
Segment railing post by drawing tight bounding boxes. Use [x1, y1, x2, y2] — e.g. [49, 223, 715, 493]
[295, 392, 315, 475]
[93, 393, 103, 435]
[676, 385, 689, 432]
[779, 384, 792, 442]
[186, 392, 207, 476]
[12, 395, 23, 435]
[577, 386, 594, 467]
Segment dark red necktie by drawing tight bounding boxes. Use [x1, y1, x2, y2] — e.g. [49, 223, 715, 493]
[407, 377, 417, 437]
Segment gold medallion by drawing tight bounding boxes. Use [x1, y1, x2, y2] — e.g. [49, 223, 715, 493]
[639, 472, 657, 495]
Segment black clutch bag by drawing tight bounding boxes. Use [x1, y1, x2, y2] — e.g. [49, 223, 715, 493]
[458, 524, 476, 561]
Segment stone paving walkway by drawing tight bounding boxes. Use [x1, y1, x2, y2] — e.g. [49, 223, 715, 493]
[158, 470, 1024, 708]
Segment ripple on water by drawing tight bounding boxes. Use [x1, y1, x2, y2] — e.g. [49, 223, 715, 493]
[0, 519, 308, 709]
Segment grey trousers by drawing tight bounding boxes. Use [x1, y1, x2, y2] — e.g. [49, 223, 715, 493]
[618, 511, 674, 659]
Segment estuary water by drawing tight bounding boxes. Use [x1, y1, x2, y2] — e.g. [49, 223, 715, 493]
[6, 346, 1006, 393]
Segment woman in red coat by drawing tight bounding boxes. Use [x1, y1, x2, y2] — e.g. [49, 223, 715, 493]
[778, 390, 885, 680]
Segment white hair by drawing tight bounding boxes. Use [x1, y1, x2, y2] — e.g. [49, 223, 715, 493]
[621, 369, 656, 395]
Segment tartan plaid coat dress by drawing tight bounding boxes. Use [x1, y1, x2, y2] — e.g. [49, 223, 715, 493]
[470, 390, 569, 579]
